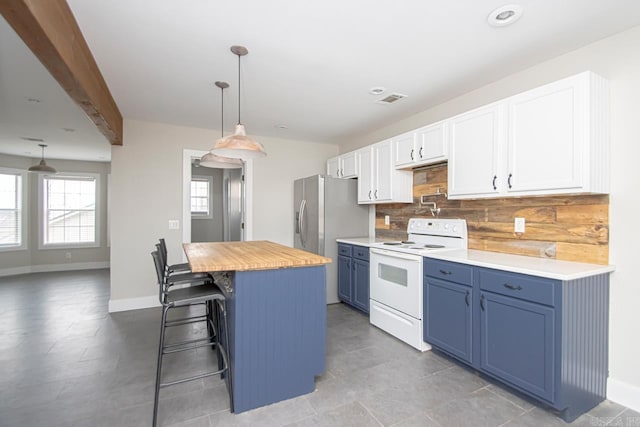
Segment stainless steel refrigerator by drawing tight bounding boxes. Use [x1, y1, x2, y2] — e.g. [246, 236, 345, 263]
[294, 175, 369, 304]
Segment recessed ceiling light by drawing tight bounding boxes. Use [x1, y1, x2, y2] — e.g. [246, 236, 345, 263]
[487, 4, 523, 27]
[369, 87, 385, 95]
[275, 124, 288, 130]
[26, 97, 41, 103]
[62, 127, 76, 132]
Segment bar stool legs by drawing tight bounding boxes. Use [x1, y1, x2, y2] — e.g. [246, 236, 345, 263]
[152, 300, 232, 427]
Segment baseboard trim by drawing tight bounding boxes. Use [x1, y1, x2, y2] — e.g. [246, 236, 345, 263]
[108, 295, 160, 313]
[0, 261, 110, 277]
[607, 377, 640, 413]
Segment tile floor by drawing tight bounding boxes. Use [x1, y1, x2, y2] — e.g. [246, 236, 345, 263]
[0, 269, 637, 426]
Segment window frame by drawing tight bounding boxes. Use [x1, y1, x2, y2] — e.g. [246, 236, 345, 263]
[190, 175, 213, 220]
[0, 167, 28, 252]
[38, 172, 101, 250]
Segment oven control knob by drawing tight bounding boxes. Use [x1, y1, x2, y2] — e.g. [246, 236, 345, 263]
[444, 224, 449, 229]
[453, 226, 458, 232]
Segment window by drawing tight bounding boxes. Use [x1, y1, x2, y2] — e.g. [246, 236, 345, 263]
[191, 176, 212, 218]
[0, 170, 25, 250]
[40, 174, 99, 247]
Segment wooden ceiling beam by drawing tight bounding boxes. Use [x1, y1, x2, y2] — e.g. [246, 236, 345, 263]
[1, 0, 123, 145]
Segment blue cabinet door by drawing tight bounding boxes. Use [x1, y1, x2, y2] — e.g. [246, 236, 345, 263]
[353, 259, 369, 313]
[337, 255, 352, 303]
[424, 277, 472, 363]
[480, 291, 555, 402]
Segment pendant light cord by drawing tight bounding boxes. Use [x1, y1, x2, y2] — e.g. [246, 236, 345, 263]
[221, 86, 224, 137]
[237, 53, 241, 125]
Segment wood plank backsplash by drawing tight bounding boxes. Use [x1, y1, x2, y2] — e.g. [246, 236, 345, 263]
[375, 164, 609, 264]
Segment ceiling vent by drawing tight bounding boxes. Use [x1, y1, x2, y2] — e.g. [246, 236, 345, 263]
[376, 93, 407, 104]
[20, 136, 45, 142]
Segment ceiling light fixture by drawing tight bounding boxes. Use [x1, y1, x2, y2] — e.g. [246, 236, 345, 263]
[487, 4, 523, 27]
[369, 87, 385, 95]
[210, 45, 267, 160]
[28, 144, 57, 173]
[200, 81, 243, 169]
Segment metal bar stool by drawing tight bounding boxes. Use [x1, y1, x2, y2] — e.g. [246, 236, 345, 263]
[151, 251, 233, 427]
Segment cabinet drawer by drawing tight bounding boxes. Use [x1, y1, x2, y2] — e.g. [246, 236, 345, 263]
[353, 246, 369, 261]
[424, 259, 473, 285]
[478, 268, 557, 307]
[338, 244, 352, 257]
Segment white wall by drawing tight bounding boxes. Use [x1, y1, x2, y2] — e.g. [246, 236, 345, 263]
[0, 153, 110, 274]
[110, 119, 337, 304]
[341, 26, 640, 410]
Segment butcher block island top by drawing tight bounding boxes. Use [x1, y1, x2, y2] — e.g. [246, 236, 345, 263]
[183, 240, 331, 273]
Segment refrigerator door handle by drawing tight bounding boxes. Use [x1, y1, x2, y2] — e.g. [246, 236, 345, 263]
[299, 199, 307, 247]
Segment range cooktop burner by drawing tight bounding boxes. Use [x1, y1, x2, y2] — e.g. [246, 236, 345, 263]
[401, 241, 415, 244]
[383, 242, 402, 246]
[423, 244, 445, 248]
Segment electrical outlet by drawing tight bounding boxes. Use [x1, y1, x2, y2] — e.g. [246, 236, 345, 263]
[65, 251, 72, 259]
[168, 220, 180, 230]
[514, 217, 525, 233]
[384, 215, 390, 225]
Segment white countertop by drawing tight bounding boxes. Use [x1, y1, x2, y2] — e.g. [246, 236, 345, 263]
[336, 237, 390, 247]
[425, 249, 615, 281]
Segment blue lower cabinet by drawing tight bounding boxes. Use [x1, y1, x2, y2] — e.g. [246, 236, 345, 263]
[423, 259, 610, 423]
[353, 258, 370, 312]
[337, 255, 352, 302]
[337, 243, 369, 314]
[423, 277, 472, 363]
[479, 291, 555, 402]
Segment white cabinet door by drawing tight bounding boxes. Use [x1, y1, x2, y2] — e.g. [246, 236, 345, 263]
[393, 132, 417, 168]
[506, 76, 584, 194]
[416, 121, 447, 164]
[374, 140, 393, 201]
[327, 156, 341, 178]
[357, 148, 373, 203]
[341, 151, 358, 178]
[448, 103, 504, 198]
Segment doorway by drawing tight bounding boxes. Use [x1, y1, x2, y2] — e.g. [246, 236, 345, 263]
[182, 149, 253, 247]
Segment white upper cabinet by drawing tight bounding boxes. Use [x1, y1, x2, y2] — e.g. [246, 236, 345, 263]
[448, 103, 504, 198]
[341, 151, 358, 178]
[393, 131, 417, 168]
[358, 140, 413, 204]
[327, 156, 340, 178]
[326, 152, 359, 179]
[393, 121, 448, 169]
[448, 71, 609, 199]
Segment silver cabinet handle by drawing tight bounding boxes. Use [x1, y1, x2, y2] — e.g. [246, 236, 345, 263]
[374, 189, 378, 199]
[410, 149, 414, 161]
[419, 147, 423, 158]
[368, 190, 372, 200]
[503, 283, 523, 291]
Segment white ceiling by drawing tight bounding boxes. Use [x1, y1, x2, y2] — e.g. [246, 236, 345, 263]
[0, 16, 111, 162]
[2, 1, 640, 162]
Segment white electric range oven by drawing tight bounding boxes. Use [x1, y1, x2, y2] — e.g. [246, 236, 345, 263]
[369, 218, 468, 351]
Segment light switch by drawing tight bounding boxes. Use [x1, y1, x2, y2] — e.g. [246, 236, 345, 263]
[384, 215, 390, 225]
[514, 217, 525, 233]
[168, 220, 180, 230]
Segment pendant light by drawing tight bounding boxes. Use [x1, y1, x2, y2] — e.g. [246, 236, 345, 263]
[200, 81, 243, 169]
[28, 144, 57, 173]
[210, 45, 266, 159]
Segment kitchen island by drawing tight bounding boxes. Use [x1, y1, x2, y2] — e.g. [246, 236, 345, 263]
[183, 241, 331, 413]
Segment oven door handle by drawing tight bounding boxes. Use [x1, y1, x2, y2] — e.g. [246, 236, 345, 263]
[370, 248, 422, 261]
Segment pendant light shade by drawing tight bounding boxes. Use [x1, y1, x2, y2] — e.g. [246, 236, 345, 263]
[28, 144, 57, 173]
[200, 81, 243, 169]
[211, 45, 266, 160]
[211, 124, 266, 159]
